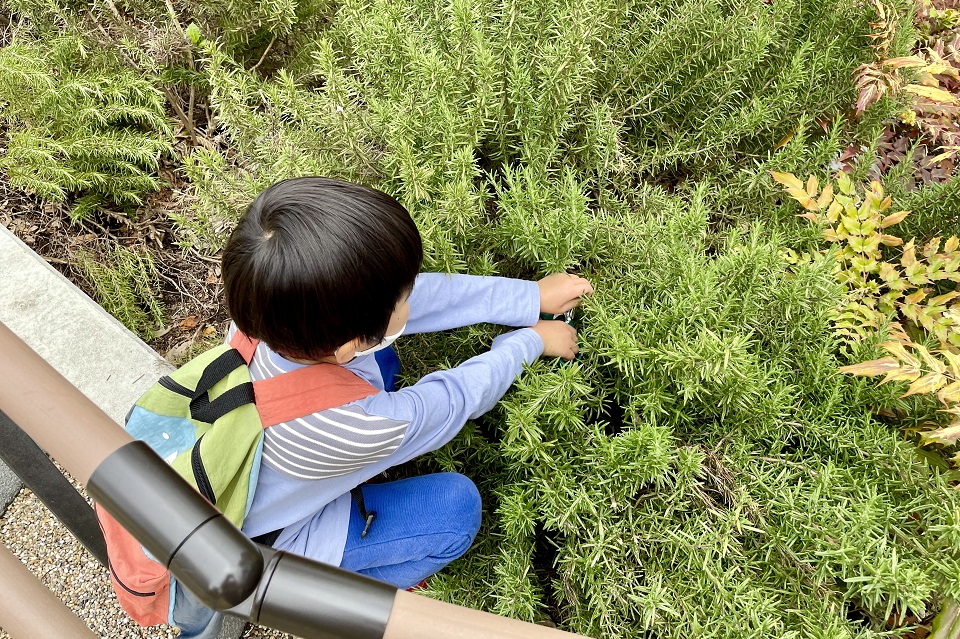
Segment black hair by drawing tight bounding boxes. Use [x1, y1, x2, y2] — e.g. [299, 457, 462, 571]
[222, 176, 423, 359]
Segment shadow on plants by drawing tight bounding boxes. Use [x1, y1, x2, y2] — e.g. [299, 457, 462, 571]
[635, 159, 691, 195]
[777, 434, 802, 458]
[690, 446, 752, 519]
[843, 599, 935, 634]
[843, 602, 876, 630]
[531, 522, 565, 628]
[595, 395, 627, 437]
[474, 412, 501, 443]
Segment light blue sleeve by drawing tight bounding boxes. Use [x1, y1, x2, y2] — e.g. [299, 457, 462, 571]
[405, 273, 541, 334]
[354, 328, 544, 462]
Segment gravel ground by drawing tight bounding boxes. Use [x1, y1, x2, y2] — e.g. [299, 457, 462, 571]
[0, 485, 296, 639]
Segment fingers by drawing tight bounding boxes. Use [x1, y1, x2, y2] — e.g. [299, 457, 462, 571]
[566, 275, 592, 299]
[538, 272, 595, 315]
[563, 274, 594, 294]
[559, 298, 582, 313]
[532, 319, 580, 361]
[554, 321, 579, 361]
[570, 273, 595, 296]
[559, 276, 595, 313]
[559, 341, 580, 361]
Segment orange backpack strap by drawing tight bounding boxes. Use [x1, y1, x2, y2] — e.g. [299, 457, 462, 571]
[253, 365, 379, 427]
[228, 330, 380, 427]
[229, 330, 259, 364]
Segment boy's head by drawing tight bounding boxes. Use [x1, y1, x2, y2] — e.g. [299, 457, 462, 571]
[222, 177, 423, 360]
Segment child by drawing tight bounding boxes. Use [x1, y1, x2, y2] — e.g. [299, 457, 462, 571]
[220, 176, 592, 590]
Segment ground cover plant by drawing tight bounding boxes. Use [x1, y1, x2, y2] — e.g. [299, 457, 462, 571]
[3, 0, 960, 637]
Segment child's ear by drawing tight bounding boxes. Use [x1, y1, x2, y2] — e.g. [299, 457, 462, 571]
[333, 339, 363, 364]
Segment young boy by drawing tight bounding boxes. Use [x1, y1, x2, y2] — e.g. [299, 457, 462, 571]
[219, 176, 591, 591]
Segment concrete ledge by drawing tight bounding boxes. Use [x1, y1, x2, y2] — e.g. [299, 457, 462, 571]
[0, 226, 171, 424]
[0, 221, 171, 520]
[0, 224, 171, 509]
[0, 464, 18, 515]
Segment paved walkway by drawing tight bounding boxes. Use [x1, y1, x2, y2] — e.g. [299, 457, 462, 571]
[0, 224, 170, 509]
[0, 225, 247, 639]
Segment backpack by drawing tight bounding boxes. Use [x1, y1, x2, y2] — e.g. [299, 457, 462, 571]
[96, 331, 378, 626]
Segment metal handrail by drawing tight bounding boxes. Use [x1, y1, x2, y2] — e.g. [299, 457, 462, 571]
[0, 320, 589, 639]
[0, 408, 108, 565]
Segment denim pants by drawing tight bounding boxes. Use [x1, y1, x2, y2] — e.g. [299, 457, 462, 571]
[341, 351, 482, 587]
[339, 472, 482, 589]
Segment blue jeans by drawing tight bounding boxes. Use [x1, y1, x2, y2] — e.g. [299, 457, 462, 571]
[339, 472, 482, 589]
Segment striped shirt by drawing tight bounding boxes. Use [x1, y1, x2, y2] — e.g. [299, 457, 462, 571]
[237, 334, 410, 480]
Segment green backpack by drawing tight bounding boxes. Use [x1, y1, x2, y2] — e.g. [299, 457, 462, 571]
[96, 330, 378, 626]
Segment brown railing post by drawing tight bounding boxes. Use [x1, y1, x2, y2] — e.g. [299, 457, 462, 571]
[0, 408, 108, 566]
[0, 544, 99, 639]
[0, 321, 129, 486]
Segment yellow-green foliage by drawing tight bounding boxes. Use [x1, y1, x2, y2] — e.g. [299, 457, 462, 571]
[776, 171, 960, 346]
[0, 36, 172, 218]
[777, 171, 960, 462]
[841, 341, 960, 463]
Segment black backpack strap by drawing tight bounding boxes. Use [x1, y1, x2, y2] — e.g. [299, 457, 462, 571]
[193, 348, 247, 395]
[251, 528, 284, 547]
[190, 382, 256, 423]
[191, 434, 217, 505]
[188, 348, 253, 423]
[351, 486, 376, 539]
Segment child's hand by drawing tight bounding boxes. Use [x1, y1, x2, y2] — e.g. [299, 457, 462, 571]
[538, 273, 594, 315]
[531, 320, 579, 361]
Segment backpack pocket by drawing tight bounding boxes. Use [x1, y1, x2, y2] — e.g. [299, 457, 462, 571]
[96, 504, 171, 626]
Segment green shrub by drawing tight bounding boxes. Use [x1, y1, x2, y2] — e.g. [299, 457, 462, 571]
[414, 197, 960, 637]
[6, 0, 960, 635]
[0, 36, 172, 219]
[176, 0, 960, 635]
[893, 178, 960, 240]
[76, 243, 165, 339]
[187, 0, 913, 245]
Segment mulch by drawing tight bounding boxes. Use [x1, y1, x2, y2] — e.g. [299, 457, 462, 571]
[0, 171, 230, 359]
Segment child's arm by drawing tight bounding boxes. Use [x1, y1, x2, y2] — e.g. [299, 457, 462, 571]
[405, 273, 539, 333]
[406, 272, 592, 334]
[353, 321, 577, 463]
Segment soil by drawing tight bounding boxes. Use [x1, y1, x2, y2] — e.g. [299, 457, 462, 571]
[0, 170, 230, 360]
